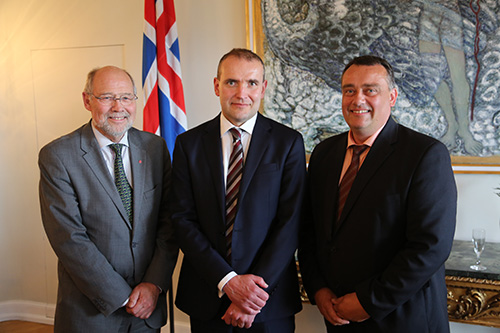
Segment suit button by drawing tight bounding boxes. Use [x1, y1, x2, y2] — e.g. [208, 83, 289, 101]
[132, 242, 138, 248]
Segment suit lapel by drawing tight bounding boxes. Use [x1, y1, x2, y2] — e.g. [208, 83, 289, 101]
[238, 114, 271, 202]
[80, 122, 132, 229]
[202, 116, 225, 220]
[323, 135, 347, 240]
[129, 128, 146, 229]
[336, 117, 398, 231]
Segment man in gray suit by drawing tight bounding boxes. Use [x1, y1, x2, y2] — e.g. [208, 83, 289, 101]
[39, 66, 178, 332]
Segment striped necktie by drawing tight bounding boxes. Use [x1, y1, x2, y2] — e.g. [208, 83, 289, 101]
[337, 145, 368, 222]
[109, 144, 133, 222]
[225, 128, 243, 261]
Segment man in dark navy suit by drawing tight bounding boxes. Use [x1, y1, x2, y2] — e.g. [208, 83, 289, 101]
[171, 48, 306, 332]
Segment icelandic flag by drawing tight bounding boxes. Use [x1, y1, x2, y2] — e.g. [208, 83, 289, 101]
[143, 0, 187, 157]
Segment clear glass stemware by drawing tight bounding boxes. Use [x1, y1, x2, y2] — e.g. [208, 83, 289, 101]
[470, 228, 487, 271]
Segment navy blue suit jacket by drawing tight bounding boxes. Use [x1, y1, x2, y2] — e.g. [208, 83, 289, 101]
[299, 117, 457, 332]
[171, 113, 306, 322]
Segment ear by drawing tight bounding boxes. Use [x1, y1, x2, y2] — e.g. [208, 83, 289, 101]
[260, 80, 268, 98]
[214, 77, 220, 97]
[389, 88, 398, 107]
[82, 92, 92, 111]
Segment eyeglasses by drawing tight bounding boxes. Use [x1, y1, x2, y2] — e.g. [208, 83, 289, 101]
[91, 94, 138, 106]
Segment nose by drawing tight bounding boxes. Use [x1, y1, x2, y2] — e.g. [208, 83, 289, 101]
[235, 84, 247, 98]
[352, 91, 366, 105]
[111, 98, 124, 110]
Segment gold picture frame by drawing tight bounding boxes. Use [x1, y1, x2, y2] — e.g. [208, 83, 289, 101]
[245, 0, 500, 174]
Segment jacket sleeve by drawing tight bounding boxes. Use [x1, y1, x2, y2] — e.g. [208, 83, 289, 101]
[249, 133, 307, 291]
[142, 140, 179, 292]
[356, 141, 457, 319]
[38, 145, 131, 316]
[297, 143, 330, 304]
[171, 135, 234, 287]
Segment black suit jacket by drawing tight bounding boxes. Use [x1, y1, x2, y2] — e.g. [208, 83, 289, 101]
[171, 113, 306, 322]
[299, 117, 457, 332]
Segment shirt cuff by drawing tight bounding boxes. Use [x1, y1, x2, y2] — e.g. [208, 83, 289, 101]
[218, 271, 238, 298]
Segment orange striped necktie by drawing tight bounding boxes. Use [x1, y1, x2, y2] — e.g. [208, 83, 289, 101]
[337, 145, 368, 222]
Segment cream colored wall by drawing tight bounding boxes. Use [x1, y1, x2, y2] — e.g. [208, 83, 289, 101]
[0, 0, 245, 330]
[0, 0, 144, 308]
[0, 1, 499, 332]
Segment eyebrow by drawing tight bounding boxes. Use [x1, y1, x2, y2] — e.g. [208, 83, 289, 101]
[224, 78, 261, 84]
[342, 83, 380, 89]
[98, 92, 135, 95]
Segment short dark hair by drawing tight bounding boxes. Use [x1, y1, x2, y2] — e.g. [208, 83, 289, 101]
[217, 48, 265, 80]
[342, 55, 396, 90]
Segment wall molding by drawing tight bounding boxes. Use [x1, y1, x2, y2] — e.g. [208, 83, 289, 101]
[162, 322, 190, 333]
[0, 300, 190, 332]
[0, 300, 55, 325]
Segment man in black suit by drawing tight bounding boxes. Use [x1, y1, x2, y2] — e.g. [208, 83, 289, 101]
[171, 48, 306, 332]
[298, 55, 457, 332]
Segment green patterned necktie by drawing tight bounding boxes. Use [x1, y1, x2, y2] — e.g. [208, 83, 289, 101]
[109, 144, 133, 222]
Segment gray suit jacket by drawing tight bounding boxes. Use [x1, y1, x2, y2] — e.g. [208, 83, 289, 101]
[39, 121, 178, 332]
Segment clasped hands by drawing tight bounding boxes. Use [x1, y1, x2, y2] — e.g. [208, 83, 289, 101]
[125, 282, 161, 319]
[221, 274, 269, 328]
[315, 288, 369, 326]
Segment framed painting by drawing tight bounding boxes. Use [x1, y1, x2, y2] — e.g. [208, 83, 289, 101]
[246, 0, 500, 173]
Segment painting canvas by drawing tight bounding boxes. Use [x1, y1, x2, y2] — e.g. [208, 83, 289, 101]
[248, 0, 500, 171]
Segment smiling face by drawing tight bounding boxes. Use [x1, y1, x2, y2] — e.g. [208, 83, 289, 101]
[341, 64, 398, 143]
[214, 55, 267, 126]
[82, 66, 136, 142]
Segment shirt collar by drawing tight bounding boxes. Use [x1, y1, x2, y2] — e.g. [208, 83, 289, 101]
[220, 112, 258, 137]
[346, 124, 385, 149]
[91, 120, 129, 149]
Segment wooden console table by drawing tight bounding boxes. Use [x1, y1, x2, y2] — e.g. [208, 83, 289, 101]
[445, 240, 500, 328]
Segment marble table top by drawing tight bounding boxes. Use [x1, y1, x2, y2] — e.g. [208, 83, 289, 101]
[445, 240, 500, 280]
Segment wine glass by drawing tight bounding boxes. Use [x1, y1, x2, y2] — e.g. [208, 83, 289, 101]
[470, 228, 487, 271]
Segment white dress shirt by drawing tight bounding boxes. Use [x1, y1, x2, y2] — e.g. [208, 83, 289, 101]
[91, 121, 133, 188]
[217, 112, 258, 296]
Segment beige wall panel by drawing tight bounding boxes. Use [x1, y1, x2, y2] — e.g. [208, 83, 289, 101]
[32, 45, 125, 149]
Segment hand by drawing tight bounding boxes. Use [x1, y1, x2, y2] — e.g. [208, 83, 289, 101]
[314, 288, 350, 326]
[126, 282, 161, 319]
[332, 292, 369, 322]
[221, 303, 256, 329]
[222, 274, 269, 315]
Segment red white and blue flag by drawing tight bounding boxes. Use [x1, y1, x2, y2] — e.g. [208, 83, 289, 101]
[143, 0, 187, 157]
